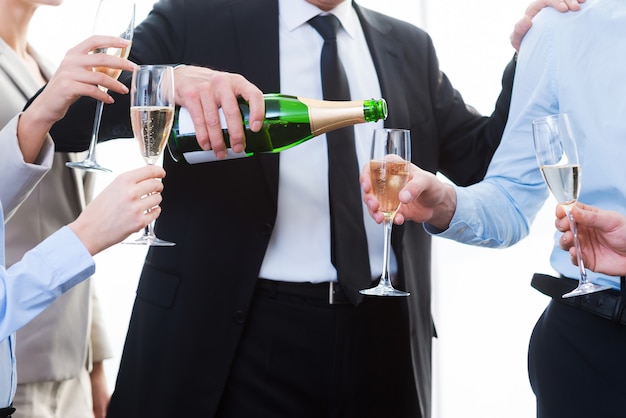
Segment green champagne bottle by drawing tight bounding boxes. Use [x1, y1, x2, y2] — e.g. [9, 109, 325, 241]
[167, 93, 387, 164]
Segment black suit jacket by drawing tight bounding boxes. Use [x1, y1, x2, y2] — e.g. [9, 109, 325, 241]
[50, 1, 514, 417]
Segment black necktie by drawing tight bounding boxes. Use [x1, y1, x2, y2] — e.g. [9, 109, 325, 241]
[309, 14, 372, 304]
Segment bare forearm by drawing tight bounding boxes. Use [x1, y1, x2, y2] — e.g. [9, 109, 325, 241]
[16, 108, 57, 164]
[424, 183, 457, 231]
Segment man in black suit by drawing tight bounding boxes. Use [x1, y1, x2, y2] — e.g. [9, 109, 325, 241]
[49, 1, 583, 417]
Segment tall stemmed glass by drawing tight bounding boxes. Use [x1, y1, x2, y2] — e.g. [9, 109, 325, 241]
[66, 0, 135, 172]
[125, 65, 175, 246]
[532, 113, 610, 298]
[360, 128, 411, 297]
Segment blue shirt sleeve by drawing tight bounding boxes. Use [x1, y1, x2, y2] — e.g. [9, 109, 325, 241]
[0, 226, 95, 341]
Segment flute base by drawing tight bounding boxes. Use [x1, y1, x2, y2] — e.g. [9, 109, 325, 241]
[66, 160, 112, 173]
[360, 282, 410, 297]
[562, 282, 611, 298]
[123, 235, 175, 247]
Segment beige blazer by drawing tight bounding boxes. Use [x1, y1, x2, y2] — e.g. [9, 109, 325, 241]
[0, 38, 112, 383]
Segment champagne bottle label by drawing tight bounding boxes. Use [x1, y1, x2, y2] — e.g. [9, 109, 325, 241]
[177, 107, 195, 134]
[177, 107, 248, 163]
[177, 107, 230, 134]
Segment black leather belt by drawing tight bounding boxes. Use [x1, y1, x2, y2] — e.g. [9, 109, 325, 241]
[256, 278, 352, 305]
[0, 406, 15, 418]
[531, 273, 626, 325]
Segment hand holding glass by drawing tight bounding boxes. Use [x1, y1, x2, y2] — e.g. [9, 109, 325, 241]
[532, 113, 610, 298]
[66, 0, 135, 172]
[360, 128, 411, 297]
[125, 65, 175, 246]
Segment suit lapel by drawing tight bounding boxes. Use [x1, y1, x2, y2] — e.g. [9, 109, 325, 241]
[230, 0, 281, 204]
[230, 0, 280, 91]
[0, 41, 41, 101]
[354, 3, 410, 130]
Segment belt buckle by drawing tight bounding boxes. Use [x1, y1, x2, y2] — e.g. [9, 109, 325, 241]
[328, 282, 349, 305]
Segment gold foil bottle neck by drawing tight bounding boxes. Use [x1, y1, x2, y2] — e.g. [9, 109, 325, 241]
[298, 97, 366, 136]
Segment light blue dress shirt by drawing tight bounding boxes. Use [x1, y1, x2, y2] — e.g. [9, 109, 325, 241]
[432, 0, 626, 290]
[0, 115, 95, 406]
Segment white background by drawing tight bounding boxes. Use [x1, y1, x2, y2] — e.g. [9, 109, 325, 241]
[29, 1, 558, 417]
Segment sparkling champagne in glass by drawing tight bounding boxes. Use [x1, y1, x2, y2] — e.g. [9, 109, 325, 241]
[532, 113, 610, 298]
[125, 65, 175, 246]
[66, 0, 135, 172]
[360, 128, 411, 297]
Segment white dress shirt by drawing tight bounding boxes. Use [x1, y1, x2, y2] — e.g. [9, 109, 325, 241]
[259, 0, 392, 282]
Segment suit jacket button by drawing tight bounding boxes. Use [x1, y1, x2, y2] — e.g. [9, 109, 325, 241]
[262, 222, 273, 235]
[234, 310, 246, 324]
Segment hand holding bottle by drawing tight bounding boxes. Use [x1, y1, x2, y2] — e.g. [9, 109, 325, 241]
[18, 35, 135, 163]
[172, 65, 265, 159]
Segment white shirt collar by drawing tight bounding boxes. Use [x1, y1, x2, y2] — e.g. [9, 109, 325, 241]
[279, 0, 356, 39]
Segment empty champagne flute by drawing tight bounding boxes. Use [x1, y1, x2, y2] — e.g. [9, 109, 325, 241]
[532, 113, 610, 298]
[66, 0, 135, 172]
[360, 128, 411, 297]
[125, 65, 175, 246]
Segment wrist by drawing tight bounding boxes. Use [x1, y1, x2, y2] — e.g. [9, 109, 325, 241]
[16, 109, 55, 164]
[90, 361, 105, 377]
[427, 183, 457, 231]
[68, 219, 101, 256]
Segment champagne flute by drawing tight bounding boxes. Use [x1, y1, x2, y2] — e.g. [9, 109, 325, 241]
[532, 113, 610, 298]
[360, 128, 411, 297]
[125, 65, 175, 246]
[66, 0, 135, 172]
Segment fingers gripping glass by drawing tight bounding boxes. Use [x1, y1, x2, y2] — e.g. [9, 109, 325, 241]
[66, 0, 135, 172]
